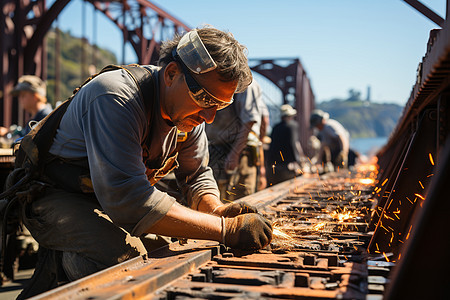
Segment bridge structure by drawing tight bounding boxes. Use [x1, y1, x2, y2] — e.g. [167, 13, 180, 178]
[0, 0, 316, 152]
[3, 1, 450, 299]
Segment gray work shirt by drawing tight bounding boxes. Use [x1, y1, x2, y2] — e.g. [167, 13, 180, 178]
[205, 80, 262, 146]
[319, 119, 350, 155]
[49, 66, 219, 236]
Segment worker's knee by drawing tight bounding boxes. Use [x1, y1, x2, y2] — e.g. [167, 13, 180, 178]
[62, 251, 106, 281]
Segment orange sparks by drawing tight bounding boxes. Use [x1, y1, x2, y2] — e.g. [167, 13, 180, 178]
[382, 178, 388, 186]
[380, 224, 389, 233]
[383, 252, 390, 262]
[387, 199, 393, 210]
[415, 193, 425, 200]
[384, 215, 394, 221]
[419, 181, 424, 189]
[406, 225, 413, 240]
[429, 153, 434, 165]
[279, 151, 284, 162]
[390, 232, 394, 243]
[406, 197, 414, 204]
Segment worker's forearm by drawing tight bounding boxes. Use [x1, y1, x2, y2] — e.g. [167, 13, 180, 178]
[196, 193, 223, 213]
[148, 202, 222, 242]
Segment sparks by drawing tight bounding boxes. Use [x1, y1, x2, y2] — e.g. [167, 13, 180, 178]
[279, 151, 284, 162]
[383, 252, 390, 262]
[359, 178, 375, 185]
[387, 199, 393, 210]
[419, 181, 424, 189]
[429, 153, 434, 165]
[382, 178, 388, 186]
[406, 225, 413, 240]
[415, 193, 425, 200]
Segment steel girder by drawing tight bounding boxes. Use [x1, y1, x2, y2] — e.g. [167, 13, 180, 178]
[0, 0, 189, 127]
[249, 58, 315, 156]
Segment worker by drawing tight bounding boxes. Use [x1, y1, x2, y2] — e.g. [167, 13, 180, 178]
[309, 109, 350, 171]
[0, 75, 51, 283]
[0, 75, 52, 139]
[206, 79, 268, 200]
[267, 104, 306, 185]
[7, 26, 272, 298]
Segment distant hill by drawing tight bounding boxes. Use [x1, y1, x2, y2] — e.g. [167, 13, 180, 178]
[317, 99, 403, 139]
[46, 29, 118, 105]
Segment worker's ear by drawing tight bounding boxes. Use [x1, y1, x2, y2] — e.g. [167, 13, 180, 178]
[164, 62, 180, 87]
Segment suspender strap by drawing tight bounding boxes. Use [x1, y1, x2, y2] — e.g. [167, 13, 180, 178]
[14, 64, 156, 177]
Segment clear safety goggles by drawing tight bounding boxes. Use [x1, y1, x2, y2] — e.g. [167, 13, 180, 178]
[173, 30, 233, 110]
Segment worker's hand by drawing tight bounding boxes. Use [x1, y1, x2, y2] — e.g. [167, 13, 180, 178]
[258, 175, 267, 191]
[224, 213, 273, 250]
[213, 202, 258, 218]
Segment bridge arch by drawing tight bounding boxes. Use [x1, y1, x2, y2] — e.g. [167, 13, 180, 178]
[249, 58, 315, 154]
[1, 0, 190, 126]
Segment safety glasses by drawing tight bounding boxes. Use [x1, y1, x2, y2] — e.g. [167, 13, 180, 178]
[175, 56, 233, 110]
[172, 29, 234, 110]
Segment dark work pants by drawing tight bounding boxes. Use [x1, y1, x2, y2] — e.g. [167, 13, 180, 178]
[19, 187, 168, 298]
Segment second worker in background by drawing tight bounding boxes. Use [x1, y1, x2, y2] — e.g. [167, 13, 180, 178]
[206, 79, 269, 201]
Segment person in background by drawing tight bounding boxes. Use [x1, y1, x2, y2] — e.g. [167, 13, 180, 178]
[309, 109, 350, 172]
[267, 104, 305, 185]
[7, 27, 272, 299]
[0, 75, 53, 138]
[206, 79, 268, 201]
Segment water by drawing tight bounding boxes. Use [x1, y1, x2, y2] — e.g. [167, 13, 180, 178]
[350, 136, 388, 156]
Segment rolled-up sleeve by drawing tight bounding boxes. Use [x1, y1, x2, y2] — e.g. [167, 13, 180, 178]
[82, 93, 175, 236]
[174, 123, 219, 210]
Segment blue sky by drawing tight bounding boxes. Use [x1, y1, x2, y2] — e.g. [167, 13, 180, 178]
[55, 0, 445, 105]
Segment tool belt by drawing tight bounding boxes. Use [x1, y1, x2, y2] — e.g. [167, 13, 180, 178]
[44, 155, 93, 194]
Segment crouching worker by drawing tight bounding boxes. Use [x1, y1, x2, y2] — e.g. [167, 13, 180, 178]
[5, 26, 272, 299]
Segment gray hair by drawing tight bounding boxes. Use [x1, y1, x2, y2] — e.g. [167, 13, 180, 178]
[158, 25, 252, 93]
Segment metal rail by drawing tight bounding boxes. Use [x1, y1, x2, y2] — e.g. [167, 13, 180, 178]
[31, 168, 389, 299]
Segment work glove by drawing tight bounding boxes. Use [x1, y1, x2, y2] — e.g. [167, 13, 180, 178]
[213, 202, 258, 218]
[223, 213, 273, 250]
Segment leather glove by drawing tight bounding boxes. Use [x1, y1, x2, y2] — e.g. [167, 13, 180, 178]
[213, 202, 258, 218]
[224, 213, 273, 250]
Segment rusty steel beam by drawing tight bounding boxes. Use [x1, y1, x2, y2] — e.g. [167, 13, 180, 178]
[90, 0, 190, 65]
[29, 167, 387, 299]
[402, 0, 445, 27]
[384, 133, 450, 299]
[369, 109, 438, 256]
[1, 0, 190, 126]
[31, 240, 220, 300]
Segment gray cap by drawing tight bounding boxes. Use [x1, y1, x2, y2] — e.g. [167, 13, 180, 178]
[310, 109, 329, 129]
[10, 75, 46, 97]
